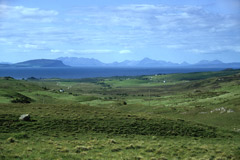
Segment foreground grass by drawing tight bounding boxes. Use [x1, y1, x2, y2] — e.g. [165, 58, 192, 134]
[0, 69, 240, 159]
[1, 133, 240, 160]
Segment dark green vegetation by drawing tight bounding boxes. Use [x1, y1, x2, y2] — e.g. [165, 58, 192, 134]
[0, 69, 240, 159]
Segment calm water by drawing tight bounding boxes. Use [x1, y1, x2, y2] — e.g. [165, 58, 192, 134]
[0, 67, 223, 79]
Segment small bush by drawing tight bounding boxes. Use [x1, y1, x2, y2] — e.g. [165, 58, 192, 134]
[11, 94, 33, 103]
[4, 76, 14, 80]
[75, 146, 91, 153]
[111, 147, 122, 152]
[126, 144, 135, 149]
[145, 148, 156, 152]
[108, 139, 117, 144]
[7, 137, 16, 143]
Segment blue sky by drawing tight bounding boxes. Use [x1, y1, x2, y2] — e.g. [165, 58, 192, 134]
[0, 0, 240, 63]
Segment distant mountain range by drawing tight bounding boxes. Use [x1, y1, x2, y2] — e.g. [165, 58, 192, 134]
[0, 58, 240, 68]
[0, 59, 68, 68]
[57, 57, 183, 67]
[57, 57, 240, 68]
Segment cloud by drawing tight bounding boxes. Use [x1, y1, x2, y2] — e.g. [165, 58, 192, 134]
[0, 4, 58, 22]
[50, 49, 61, 53]
[0, 37, 13, 45]
[67, 4, 239, 48]
[119, 50, 132, 54]
[50, 49, 113, 55]
[189, 45, 240, 54]
[17, 43, 50, 51]
[77, 49, 113, 54]
[116, 4, 163, 11]
[1, 3, 239, 58]
[18, 44, 39, 49]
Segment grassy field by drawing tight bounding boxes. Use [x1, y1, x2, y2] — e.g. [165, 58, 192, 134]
[0, 69, 240, 159]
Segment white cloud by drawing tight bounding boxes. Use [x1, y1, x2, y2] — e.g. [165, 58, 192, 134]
[50, 49, 61, 53]
[0, 38, 13, 45]
[67, 4, 240, 48]
[1, 3, 240, 58]
[188, 49, 209, 54]
[119, 50, 132, 54]
[50, 49, 113, 55]
[18, 44, 39, 49]
[19, 6, 58, 17]
[0, 4, 58, 22]
[77, 49, 113, 54]
[189, 45, 240, 54]
[116, 4, 163, 11]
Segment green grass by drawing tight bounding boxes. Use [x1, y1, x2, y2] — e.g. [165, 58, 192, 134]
[1, 134, 239, 160]
[0, 69, 240, 159]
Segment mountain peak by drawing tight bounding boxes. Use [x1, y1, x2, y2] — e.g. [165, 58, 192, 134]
[15, 59, 68, 67]
[142, 57, 152, 61]
[57, 57, 104, 67]
[212, 60, 223, 64]
[197, 60, 223, 65]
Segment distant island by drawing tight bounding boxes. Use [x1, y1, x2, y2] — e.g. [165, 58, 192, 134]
[1, 57, 240, 68]
[0, 59, 69, 68]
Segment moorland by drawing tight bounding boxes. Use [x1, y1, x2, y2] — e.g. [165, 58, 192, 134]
[0, 69, 240, 159]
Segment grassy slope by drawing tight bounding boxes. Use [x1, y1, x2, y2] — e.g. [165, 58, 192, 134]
[0, 70, 240, 159]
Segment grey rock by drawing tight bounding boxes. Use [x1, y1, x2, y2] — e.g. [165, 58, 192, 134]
[199, 112, 207, 114]
[227, 109, 234, 113]
[19, 114, 31, 121]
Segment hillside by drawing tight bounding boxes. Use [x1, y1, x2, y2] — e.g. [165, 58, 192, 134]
[0, 69, 240, 159]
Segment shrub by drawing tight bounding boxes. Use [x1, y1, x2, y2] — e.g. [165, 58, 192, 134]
[11, 94, 33, 103]
[11, 97, 32, 103]
[4, 76, 14, 80]
[75, 146, 91, 153]
[126, 144, 135, 149]
[7, 137, 16, 143]
[111, 147, 122, 152]
[145, 148, 156, 152]
[108, 139, 117, 144]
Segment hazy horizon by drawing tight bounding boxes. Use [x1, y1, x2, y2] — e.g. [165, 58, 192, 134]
[1, 0, 240, 63]
[2, 57, 240, 65]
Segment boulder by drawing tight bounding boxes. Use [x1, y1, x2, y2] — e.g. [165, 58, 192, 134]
[19, 114, 31, 121]
[227, 109, 234, 113]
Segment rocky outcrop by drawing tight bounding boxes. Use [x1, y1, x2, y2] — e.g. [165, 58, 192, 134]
[19, 114, 31, 121]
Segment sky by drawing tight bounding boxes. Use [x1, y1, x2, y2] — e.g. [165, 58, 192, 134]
[0, 0, 240, 63]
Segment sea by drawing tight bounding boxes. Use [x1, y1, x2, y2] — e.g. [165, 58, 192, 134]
[0, 67, 224, 79]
